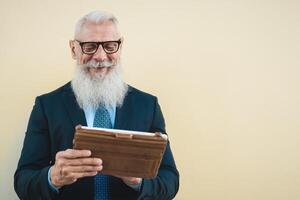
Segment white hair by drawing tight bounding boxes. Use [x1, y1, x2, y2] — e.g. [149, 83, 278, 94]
[74, 10, 120, 38]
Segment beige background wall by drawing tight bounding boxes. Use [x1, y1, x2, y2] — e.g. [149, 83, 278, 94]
[1, 0, 300, 199]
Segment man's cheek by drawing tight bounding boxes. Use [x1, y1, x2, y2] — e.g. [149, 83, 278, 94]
[81, 58, 87, 64]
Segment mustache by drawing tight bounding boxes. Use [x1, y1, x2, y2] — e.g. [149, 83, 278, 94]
[82, 60, 115, 68]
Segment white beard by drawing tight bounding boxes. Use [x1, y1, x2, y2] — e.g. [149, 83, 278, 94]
[71, 61, 128, 110]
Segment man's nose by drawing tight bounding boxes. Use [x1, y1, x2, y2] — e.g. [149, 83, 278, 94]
[92, 45, 108, 61]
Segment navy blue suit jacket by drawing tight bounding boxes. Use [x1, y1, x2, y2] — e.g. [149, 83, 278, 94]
[14, 82, 179, 200]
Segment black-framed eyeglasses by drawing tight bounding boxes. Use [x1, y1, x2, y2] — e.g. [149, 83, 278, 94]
[75, 39, 122, 55]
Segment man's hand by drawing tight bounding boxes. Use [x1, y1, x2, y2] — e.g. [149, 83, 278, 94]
[50, 149, 102, 188]
[117, 176, 142, 187]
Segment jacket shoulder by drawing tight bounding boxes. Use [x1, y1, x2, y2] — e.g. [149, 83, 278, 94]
[128, 85, 157, 101]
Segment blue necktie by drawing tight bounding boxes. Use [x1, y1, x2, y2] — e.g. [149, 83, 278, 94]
[93, 106, 112, 200]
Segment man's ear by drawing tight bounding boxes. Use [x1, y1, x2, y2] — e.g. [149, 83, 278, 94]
[69, 40, 76, 60]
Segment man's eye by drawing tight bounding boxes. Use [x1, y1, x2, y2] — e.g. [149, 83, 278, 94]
[104, 43, 117, 51]
[83, 43, 97, 51]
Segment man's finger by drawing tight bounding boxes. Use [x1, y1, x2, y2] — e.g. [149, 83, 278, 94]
[65, 171, 98, 180]
[63, 157, 102, 166]
[56, 149, 92, 159]
[61, 165, 103, 175]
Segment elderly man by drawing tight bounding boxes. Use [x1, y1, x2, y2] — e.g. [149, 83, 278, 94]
[14, 11, 179, 200]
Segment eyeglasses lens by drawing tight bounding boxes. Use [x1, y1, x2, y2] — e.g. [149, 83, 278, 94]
[82, 43, 98, 54]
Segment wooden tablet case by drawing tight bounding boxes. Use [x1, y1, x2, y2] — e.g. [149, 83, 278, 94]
[73, 125, 168, 178]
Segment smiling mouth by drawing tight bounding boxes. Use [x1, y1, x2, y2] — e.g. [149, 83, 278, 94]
[86, 66, 112, 75]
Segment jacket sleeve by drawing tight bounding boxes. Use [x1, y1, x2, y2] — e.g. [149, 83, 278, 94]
[138, 98, 180, 200]
[14, 97, 59, 200]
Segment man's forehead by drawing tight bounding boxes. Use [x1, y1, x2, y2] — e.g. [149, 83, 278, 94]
[76, 21, 120, 41]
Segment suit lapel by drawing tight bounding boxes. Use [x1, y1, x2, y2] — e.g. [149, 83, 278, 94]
[114, 87, 134, 130]
[61, 83, 87, 127]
